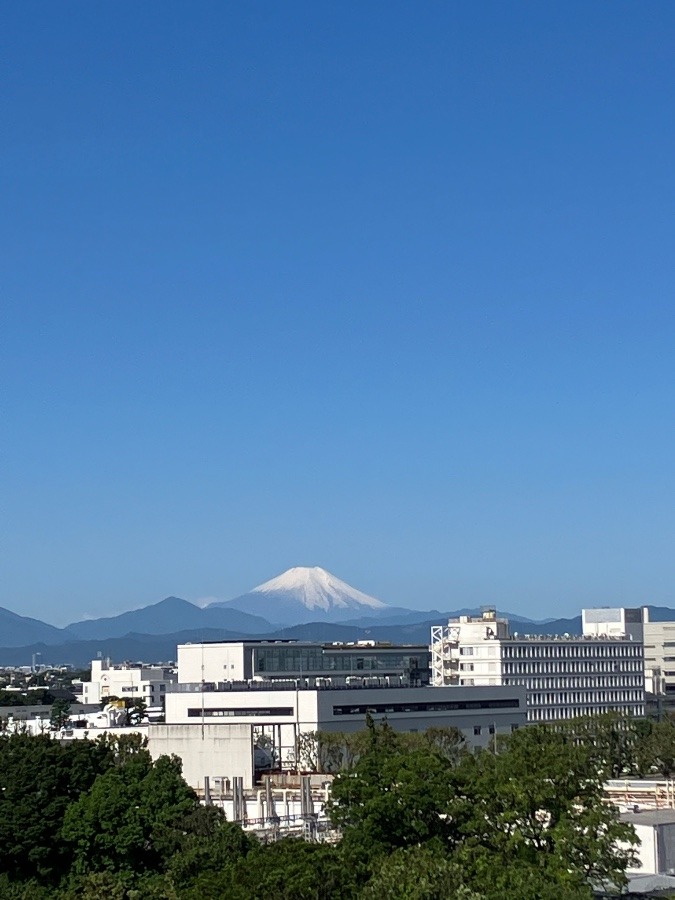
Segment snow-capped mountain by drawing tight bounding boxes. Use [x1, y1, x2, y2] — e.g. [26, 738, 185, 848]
[208, 566, 389, 625]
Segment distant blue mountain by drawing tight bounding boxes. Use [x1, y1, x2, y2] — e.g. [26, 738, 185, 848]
[0, 606, 66, 648]
[2, 581, 673, 666]
[65, 596, 271, 640]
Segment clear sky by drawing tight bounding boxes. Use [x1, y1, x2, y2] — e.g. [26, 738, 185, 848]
[2, 2, 675, 625]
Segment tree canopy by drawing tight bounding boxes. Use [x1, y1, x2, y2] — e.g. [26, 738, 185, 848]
[0, 712, 657, 898]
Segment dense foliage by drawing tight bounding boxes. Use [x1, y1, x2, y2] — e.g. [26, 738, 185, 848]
[2, 713, 672, 898]
[0, 689, 55, 708]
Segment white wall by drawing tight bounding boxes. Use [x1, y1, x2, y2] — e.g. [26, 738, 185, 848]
[625, 824, 658, 874]
[177, 644, 247, 683]
[165, 685, 526, 751]
[148, 723, 253, 791]
[644, 621, 675, 694]
[82, 660, 174, 706]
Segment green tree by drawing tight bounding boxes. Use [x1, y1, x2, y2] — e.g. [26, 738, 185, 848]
[635, 715, 675, 777]
[127, 698, 148, 725]
[328, 717, 460, 855]
[0, 734, 113, 883]
[453, 725, 638, 894]
[166, 810, 253, 897]
[224, 839, 358, 900]
[62, 753, 200, 877]
[50, 698, 71, 730]
[361, 844, 483, 900]
[398, 725, 466, 764]
[96, 731, 149, 764]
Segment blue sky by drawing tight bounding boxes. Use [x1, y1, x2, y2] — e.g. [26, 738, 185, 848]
[2, 2, 674, 625]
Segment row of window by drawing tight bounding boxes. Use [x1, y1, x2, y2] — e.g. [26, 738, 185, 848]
[503, 661, 642, 674]
[473, 724, 520, 735]
[254, 648, 427, 674]
[526, 690, 643, 705]
[528, 704, 644, 722]
[501, 644, 641, 658]
[332, 698, 520, 716]
[187, 707, 294, 718]
[504, 676, 644, 690]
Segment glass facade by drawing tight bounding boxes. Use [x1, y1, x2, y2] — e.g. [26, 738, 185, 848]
[187, 707, 293, 718]
[332, 697, 520, 716]
[253, 646, 428, 676]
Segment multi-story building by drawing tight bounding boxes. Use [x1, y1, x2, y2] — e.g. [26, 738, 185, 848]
[430, 608, 645, 722]
[150, 681, 527, 790]
[138, 637, 527, 791]
[177, 640, 430, 686]
[81, 658, 176, 708]
[642, 610, 675, 697]
[579, 606, 675, 700]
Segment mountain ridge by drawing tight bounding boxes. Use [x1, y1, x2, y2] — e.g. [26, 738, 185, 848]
[209, 566, 389, 624]
[0, 605, 673, 667]
[65, 596, 271, 640]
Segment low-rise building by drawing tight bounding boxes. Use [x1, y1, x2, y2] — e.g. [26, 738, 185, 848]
[430, 608, 645, 722]
[149, 681, 527, 790]
[81, 658, 175, 707]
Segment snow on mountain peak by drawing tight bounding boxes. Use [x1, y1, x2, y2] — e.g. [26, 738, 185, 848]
[252, 566, 387, 612]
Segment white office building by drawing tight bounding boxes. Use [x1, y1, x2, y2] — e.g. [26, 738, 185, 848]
[431, 608, 645, 722]
[641, 610, 675, 697]
[176, 640, 430, 686]
[81, 658, 176, 708]
[150, 680, 527, 790]
[581, 606, 675, 700]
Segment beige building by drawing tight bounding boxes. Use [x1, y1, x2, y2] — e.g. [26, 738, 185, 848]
[642, 610, 675, 696]
[584, 607, 675, 697]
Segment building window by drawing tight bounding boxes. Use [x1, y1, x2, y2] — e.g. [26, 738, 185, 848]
[333, 698, 520, 716]
[474, 725, 482, 736]
[187, 707, 294, 718]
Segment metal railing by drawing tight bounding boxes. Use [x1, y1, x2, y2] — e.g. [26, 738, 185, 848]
[167, 678, 425, 693]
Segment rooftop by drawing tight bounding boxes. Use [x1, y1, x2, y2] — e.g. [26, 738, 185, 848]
[168, 680, 523, 694]
[620, 809, 675, 826]
[178, 640, 428, 650]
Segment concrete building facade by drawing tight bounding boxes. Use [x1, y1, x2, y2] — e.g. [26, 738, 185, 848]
[642, 611, 675, 697]
[177, 640, 430, 687]
[430, 608, 645, 722]
[81, 659, 176, 707]
[149, 681, 527, 790]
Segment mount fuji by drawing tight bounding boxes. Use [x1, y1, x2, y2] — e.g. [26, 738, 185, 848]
[208, 566, 390, 625]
